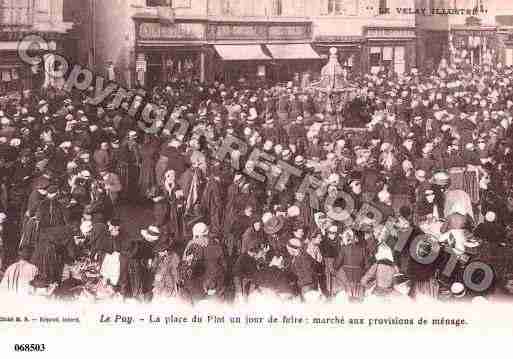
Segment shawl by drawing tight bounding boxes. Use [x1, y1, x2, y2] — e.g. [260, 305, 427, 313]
[201, 177, 223, 235]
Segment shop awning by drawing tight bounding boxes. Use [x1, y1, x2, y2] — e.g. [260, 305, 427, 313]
[265, 44, 320, 60]
[214, 45, 271, 61]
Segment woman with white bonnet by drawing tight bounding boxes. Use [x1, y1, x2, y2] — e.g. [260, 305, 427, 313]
[183, 222, 210, 260]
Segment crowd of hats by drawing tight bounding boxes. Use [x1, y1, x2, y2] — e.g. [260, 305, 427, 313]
[1, 60, 513, 302]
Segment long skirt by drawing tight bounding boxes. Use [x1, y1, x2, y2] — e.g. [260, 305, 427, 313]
[19, 217, 39, 249]
[333, 266, 365, 300]
[138, 159, 156, 199]
[124, 259, 146, 299]
[31, 240, 63, 284]
[412, 277, 439, 300]
[463, 169, 480, 204]
[115, 162, 130, 198]
[117, 163, 140, 202]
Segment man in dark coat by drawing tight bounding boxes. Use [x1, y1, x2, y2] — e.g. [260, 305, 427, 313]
[36, 185, 69, 229]
[285, 238, 318, 298]
[200, 166, 224, 236]
[474, 211, 506, 245]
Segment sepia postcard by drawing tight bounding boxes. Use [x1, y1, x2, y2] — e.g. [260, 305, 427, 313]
[1, 0, 513, 356]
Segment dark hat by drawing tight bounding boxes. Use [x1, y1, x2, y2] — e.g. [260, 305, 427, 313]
[108, 219, 121, 227]
[399, 206, 412, 218]
[47, 185, 59, 194]
[349, 171, 362, 184]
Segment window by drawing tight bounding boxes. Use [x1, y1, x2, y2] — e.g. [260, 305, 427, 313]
[327, 0, 357, 15]
[394, 46, 406, 75]
[379, 0, 387, 12]
[146, 0, 190, 7]
[273, 0, 282, 15]
[221, 0, 242, 16]
[328, 0, 340, 13]
[278, 0, 306, 16]
[370, 47, 382, 67]
[147, 0, 170, 6]
[172, 0, 191, 8]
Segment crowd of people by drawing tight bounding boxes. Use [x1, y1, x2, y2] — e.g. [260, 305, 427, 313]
[1, 58, 513, 305]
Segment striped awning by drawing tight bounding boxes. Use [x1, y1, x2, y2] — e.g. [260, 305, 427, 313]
[214, 45, 271, 61]
[265, 44, 320, 60]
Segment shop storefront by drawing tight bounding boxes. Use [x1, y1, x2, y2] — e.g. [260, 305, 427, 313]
[450, 25, 497, 67]
[0, 32, 64, 94]
[363, 27, 416, 76]
[265, 43, 321, 83]
[212, 44, 271, 84]
[207, 21, 319, 85]
[133, 16, 207, 88]
[132, 17, 321, 86]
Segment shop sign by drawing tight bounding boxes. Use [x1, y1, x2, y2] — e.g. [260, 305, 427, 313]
[138, 22, 204, 40]
[268, 25, 309, 40]
[315, 35, 365, 43]
[213, 24, 267, 40]
[366, 28, 415, 38]
[451, 29, 496, 37]
[208, 23, 311, 41]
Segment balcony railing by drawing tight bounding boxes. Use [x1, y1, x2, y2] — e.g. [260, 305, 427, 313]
[0, 0, 35, 26]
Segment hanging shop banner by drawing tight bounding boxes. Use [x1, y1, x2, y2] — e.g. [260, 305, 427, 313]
[383, 47, 393, 61]
[257, 65, 266, 77]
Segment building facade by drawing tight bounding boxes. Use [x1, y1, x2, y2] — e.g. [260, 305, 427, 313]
[415, 0, 502, 71]
[312, 0, 416, 77]
[84, 0, 417, 88]
[0, 0, 73, 93]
